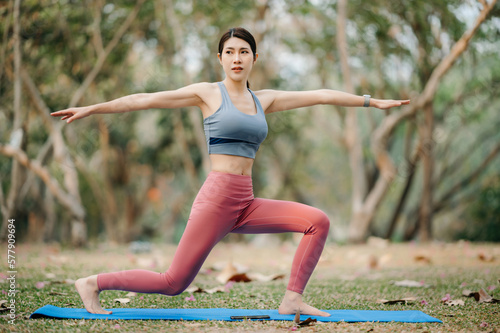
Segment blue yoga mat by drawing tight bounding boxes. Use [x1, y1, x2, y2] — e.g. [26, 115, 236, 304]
[30, 305, 442, 323]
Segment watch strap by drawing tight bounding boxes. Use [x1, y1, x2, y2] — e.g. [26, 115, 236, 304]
[363, 95, 371, 107]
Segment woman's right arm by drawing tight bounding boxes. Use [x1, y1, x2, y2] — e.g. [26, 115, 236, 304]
[51, 83, 209, 123]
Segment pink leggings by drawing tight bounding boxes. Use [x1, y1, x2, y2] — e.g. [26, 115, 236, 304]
[97, 171, 329, 295]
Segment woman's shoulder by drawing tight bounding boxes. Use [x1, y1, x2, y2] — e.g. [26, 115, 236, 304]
[183, 82, 221, 113]
[252, 89, 278, 110]
[185, 82, 219, 97]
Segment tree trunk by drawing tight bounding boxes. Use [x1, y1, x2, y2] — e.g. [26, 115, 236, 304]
[385, 122, 421, 239]
[164, 0, 210, 178]
[20, 68, 86, 246]
[359, 0, 497, 242]
[336, 0, 370, 242]
[1, 0, 24, 241]
[418, 103, 434, 241]
[15, 1, 146, 246]
[403, 142, 500, 238]
[0, 145, 85, 220]
[43, 185, 56, 242]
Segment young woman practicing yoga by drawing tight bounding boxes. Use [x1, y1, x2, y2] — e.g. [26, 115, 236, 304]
[51, 27, 409, 316]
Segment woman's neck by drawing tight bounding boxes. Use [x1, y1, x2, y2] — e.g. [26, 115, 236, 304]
[222, 78, 248, 94]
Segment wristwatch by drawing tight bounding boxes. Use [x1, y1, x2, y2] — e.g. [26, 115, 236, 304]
[363, 95, 371, 107]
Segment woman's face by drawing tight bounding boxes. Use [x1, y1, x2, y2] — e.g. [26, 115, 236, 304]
[218, 37, 258, 83]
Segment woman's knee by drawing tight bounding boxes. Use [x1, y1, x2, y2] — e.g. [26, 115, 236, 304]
[310, 208, 330, 234]
[158, 273, 192, 296]
[161, 281, 190, 296]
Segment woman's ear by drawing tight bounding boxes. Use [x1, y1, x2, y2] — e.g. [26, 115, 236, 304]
[217, 53, 222, 64]
[253, 53, 259, 64]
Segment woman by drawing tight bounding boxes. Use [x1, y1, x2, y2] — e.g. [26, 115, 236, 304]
[51, 27, 409, 317]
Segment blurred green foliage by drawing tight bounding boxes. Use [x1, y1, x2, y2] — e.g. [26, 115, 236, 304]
[458, 176, 500, 242]
[1, 0, 499, 244]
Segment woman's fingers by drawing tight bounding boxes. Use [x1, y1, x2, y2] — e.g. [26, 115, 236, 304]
[50, 107, 90, 123]
[53, 111, 76, 122]
[375, 99, 410, 110]
[51, 110, 71, 117]
[66, 115, 78, 124]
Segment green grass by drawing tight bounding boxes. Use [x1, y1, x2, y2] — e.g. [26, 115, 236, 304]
[2, 242, 499, 332]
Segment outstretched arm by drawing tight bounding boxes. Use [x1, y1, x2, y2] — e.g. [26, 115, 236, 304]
[51, 83, 209, 123]
[257, 89, 410, 114]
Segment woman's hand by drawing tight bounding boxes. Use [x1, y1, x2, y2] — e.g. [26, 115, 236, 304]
[51, 106, 92, 124]
[371, 98, 410, 110]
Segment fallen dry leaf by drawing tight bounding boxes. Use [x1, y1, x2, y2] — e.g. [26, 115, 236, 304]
[215, 261, 283, 284]
[216, 262, 239, 284]
[184, 285, 228, 294]
[125, 292, 137, 297]
[247, 272, 285, 282]
[298, 317, 317, 326]
[185, 286, 204, 293]
[476, 288, 492, 303]
[205, 286, 227, 294]
[414, 255, 432, 264]
[444, 300, 464, 306]
[475, 288, 500, 304]
[291, 310, 317, 328]
[462, 288, 500, 303]
[368, 255, 379, 270]
[0, 300, 8, 312]
[462, 289, 476, 297]
[376, 297, 417, 305]
[478, 252, 494, 262]
[114, 298, 131, 304]
[393, 280, 431, 288]
[226, 273, 252, 283]
[379, 253, 392, 267]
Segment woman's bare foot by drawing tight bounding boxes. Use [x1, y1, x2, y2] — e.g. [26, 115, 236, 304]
[278, 290, 330, 317]
[75, 275, 112, 315]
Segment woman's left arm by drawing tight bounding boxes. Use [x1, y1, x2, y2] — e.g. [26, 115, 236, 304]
[257, 89, 410, 114]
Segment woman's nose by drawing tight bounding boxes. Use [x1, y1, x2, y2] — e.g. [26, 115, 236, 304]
[233, 54, 241, 63]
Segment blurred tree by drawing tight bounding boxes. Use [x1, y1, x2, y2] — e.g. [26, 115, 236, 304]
[0, 0, 499, 246]
[456, 175, 500, 242]
[338, 0, 498, 242]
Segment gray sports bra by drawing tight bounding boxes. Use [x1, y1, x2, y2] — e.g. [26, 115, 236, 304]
[203, 82, 268, 159]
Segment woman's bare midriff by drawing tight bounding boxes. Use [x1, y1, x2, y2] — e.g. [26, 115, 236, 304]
[209, 154, 254, 176]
